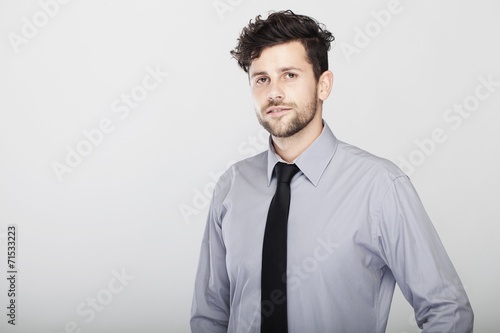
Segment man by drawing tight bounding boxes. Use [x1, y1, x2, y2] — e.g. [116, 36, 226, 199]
[190, 10, 473, 333]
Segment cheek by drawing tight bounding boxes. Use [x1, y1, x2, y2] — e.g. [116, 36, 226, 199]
[251, 90, 266, 107]
[300, 84, 318, 103]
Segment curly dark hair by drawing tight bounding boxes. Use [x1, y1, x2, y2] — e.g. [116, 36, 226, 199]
[230, 10, 335, 81]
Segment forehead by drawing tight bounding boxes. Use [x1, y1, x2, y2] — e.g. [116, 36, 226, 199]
[249, 41, 311, 74]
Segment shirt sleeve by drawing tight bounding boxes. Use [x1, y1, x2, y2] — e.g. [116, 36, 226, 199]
[190, 184, 231, 333]
[376, 175, 474, 333]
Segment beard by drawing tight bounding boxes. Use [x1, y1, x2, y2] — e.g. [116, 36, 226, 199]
[257, 93, 318, 138]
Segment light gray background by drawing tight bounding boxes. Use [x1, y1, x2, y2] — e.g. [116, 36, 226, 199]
[1, 0, 499, 332]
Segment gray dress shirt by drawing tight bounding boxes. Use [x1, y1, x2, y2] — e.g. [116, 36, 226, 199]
[190, 121, 473, 333]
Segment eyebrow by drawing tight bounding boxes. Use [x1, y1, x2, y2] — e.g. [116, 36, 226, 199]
[250, 66, 303, 78]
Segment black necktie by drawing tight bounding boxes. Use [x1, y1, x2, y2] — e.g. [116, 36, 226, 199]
[261, 162, 300, 333]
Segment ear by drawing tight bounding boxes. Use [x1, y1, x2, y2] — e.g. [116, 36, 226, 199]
[317, 70, 334, 101]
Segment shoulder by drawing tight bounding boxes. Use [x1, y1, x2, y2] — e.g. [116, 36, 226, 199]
[332, 141, 417, 224]
[212, 150, 268, 203]
[334, 140, 408, 186]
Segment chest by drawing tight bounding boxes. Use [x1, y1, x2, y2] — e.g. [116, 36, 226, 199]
[221, 174, 381, 284]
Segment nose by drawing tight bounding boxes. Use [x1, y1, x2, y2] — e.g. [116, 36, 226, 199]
[266, 81, 284, 103]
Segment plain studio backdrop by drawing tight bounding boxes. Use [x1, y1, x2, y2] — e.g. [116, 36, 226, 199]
[0, 0, 499, 332]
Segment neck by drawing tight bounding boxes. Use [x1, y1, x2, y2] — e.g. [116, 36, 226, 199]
[272, 112, 323, 163]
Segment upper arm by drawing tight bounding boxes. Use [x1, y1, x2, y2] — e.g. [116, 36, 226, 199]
[376, 176, 473, 332]
[190, 184, 231, 333]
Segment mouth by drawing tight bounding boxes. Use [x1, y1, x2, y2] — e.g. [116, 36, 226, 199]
[266, 106, 292, 117]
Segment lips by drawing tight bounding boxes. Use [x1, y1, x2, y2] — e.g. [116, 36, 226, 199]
[266, 106, 292, 117]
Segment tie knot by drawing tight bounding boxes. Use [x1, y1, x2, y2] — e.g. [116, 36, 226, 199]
[275, 162, 300, 184]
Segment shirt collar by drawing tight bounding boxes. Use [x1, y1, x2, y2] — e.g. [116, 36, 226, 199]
[267, 121, 339, 187]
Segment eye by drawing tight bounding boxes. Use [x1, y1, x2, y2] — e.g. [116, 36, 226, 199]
[255, 77, 269, 85]
[285, 72, 297, 79]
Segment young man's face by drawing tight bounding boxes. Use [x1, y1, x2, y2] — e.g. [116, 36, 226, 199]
[248, 41, 321, 138]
